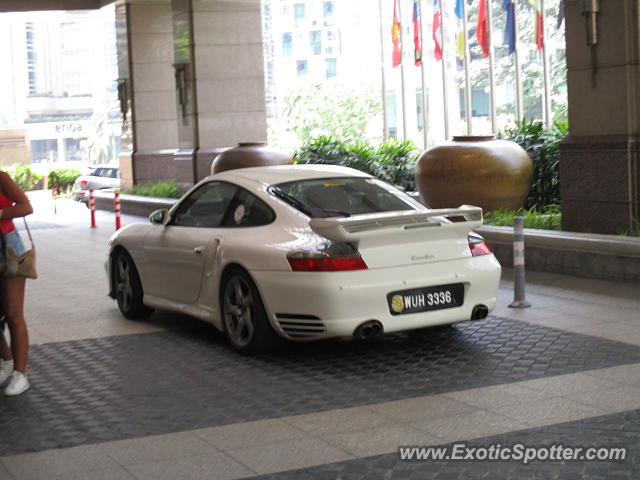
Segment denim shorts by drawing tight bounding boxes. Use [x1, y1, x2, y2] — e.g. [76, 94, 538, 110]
[0, 230, 28, 259]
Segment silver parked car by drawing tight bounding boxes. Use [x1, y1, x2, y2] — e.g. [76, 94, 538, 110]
[72, 165, 120, 203]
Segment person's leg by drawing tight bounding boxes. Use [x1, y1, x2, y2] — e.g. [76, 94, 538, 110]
[0, 293, 8, 362]
[0, 334, 12, 362]
[0, 276, 28, 373]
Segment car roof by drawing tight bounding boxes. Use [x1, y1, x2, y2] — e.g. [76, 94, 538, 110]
[210, 164, 371, 187]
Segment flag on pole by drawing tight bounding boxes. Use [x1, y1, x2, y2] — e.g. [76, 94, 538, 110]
[454, 0, 464, 58]
[528, 0, 544, 50]
[503, 0, 516, 54]
[413, 0, 423, 66]
[392, 0, 402, 67]
[433, 0, 442, 61]
[477, 0, 489, 57]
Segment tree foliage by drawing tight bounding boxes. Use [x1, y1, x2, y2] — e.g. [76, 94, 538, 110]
[81, 93, 118, 164]
[47, 168, 82, 191]
[5, 164, 42, 191]
[500, 118, 568, 209]
[294, 135, 418, 191]
[283, 82, 382, 146]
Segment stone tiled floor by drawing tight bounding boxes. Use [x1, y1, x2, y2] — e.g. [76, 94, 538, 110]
[3, 317, 640, 456]
[249, 409, 640, 480]
[0, 196, 638, 479]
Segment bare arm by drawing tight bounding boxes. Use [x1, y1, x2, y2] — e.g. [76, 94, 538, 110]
[0, 171, 34, 220]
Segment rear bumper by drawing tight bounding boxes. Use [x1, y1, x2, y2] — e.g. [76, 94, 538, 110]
[252, 255, 501, 340]
[72, 190, 88, 202]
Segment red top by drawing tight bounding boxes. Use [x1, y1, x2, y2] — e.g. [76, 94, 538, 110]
[0, 192, 16, 235]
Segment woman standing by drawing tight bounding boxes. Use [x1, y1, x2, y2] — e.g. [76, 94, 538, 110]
[0, 169, 33, 396]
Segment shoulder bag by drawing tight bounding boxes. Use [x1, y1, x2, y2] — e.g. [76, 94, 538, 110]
[2, 218, 37, 279]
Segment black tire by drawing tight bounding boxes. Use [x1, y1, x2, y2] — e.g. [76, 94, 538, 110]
[220, 268, 280, 354]
[112, 251, 154, 320]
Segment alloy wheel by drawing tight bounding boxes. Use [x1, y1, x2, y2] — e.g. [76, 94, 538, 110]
[223, 276, 256, 348]
[115, 255, 133, 313]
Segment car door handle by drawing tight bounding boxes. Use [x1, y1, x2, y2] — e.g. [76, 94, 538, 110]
[194, 246, 205, 255]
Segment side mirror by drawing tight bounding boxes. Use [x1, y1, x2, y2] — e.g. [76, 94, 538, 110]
[149, 209, 169, 225]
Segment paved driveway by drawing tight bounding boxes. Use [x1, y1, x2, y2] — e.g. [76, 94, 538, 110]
[1, 195, 638, 479]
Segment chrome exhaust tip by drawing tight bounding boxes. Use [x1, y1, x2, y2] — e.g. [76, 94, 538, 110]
[471, 304, 489, 321]
[354, 320, 384, 340]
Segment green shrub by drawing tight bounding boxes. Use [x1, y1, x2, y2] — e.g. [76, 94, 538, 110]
[293, 136, 419, 191]
[48, 168, 82, 191]
[500, 118, 568, 210]
[124, 181, 182, 199]
[5, 163, 43, 191]
[484, 204, 562, 230]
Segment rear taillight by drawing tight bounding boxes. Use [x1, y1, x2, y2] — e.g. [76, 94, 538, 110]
[287, 242, 368, 272]
[80, 180, 88, 185]
[469, 235, 492, 256]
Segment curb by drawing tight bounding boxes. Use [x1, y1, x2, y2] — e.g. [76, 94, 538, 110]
[478, 225, 640, 283]
[93, 190, 175, 218]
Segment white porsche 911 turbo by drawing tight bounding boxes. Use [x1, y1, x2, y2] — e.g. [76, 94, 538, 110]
[106, 165, 501, 353]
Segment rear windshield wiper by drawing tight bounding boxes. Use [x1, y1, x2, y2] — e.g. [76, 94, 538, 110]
[268, 187, 313, 217]
[268, 187, 350, 218]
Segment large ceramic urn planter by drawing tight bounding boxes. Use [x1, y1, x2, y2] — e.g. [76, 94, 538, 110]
[415, 136, 533, 211]
[211, 142, 293, 174]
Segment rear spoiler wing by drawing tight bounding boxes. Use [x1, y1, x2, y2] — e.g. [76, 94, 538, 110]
[309, 205, 483, 244]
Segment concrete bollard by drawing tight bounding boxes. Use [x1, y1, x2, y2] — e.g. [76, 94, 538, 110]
[509, 215, 531, 308]
[89, 189, 97, 229]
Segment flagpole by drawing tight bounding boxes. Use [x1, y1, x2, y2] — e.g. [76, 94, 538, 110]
[378, 0, 389, 140]
[541, 0, 552, 127]
[439, 0, 449, 140]
[514, 0, 523, 121]
[461, 0, 472, 134]
[487, 0, 497, 133]
[419, 0, 429, 148]
[398, 0, 408, 140]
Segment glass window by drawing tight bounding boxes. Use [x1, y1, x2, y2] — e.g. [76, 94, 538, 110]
[30, 139, 58, 163]
[271, 177, 419, 218]
[294, 3, 305, 26]
[93, 168, 119, 178]
[309, 31, 321, 55]
[220, 188, 275, 227]
[325, 58, 337, 78]
[64, 137, 86, 162]
[323, 1, 334, 25]
[472, 87, 489, 117]
[173, 182, 238, 228]
[386, 91, 397, 139]
[282, 32, 292, 56]
[416, 89, 424, 131]
[296, 60, 308, 76]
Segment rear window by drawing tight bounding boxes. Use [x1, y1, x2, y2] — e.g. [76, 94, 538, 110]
[270, 177, 420, 218]
[94, 168, 119, 178]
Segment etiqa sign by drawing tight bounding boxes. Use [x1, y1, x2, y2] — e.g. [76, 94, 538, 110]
[54, 123, 84, 134]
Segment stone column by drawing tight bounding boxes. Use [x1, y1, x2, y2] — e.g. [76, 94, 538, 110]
[117, 0, 267, 187]
[116, 0, 179, 188]
[189, 0, 267, 179]
[560, 0, 640, 234]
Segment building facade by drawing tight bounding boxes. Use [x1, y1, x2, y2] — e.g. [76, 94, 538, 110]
[0, 7, 119, 166]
